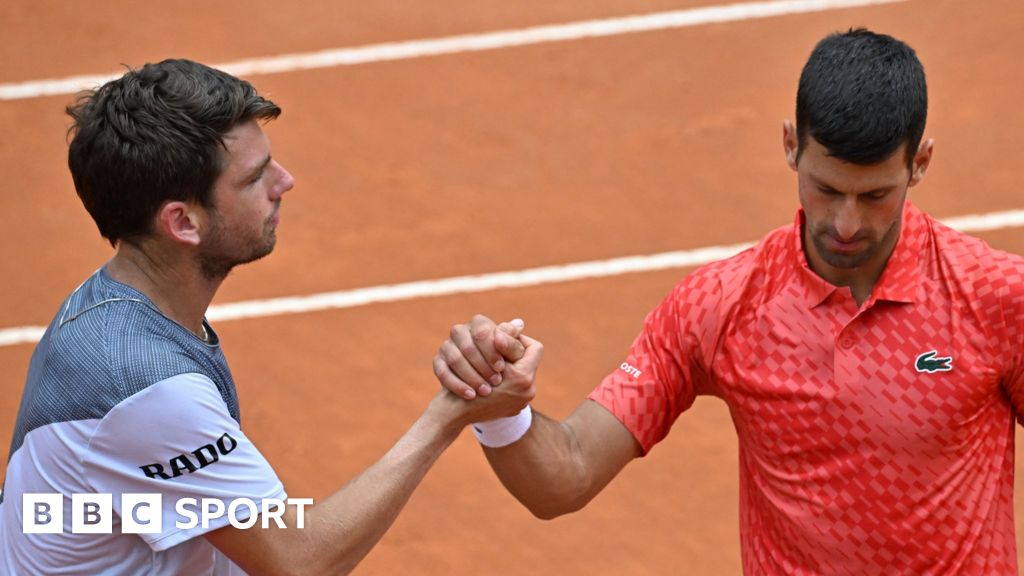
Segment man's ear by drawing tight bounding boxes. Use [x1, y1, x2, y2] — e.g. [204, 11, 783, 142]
[155, 201, 202, 246]
[908, 138, 934, 188]
[783, 119, 799, 172]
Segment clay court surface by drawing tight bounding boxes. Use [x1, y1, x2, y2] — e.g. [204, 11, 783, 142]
[2, 0, 1023, 573]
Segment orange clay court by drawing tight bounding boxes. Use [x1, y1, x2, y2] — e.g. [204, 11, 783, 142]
[1, 1, 1023, 573]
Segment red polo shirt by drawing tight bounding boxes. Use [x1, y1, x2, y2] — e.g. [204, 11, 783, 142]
[590, 202, 1024, 574]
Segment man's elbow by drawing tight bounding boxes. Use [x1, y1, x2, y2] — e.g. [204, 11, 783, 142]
[521, 493, 590, 520]
[240, 552, 356, 576]
[211, 526, 360, 576]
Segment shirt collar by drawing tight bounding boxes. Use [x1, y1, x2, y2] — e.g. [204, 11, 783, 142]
[791, 201, 925, 309]
[792, 212, 837, 308]
[870, 201, 925, 304]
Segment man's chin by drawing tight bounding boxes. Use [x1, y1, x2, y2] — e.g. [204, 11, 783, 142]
[198, 242, 276, 280]
[244, 241, 276, 265]
[813, 238, 874, 269]
[819, 250, 873, 269]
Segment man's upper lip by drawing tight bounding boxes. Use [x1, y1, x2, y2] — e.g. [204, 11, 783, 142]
[826, 232, 863, 244]
[825, 234, 863, 251]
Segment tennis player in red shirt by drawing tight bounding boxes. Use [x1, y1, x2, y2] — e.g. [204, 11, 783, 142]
[434, 28, 1024, 574]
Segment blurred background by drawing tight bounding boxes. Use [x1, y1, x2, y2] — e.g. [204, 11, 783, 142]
[2, 1, 1022, 573]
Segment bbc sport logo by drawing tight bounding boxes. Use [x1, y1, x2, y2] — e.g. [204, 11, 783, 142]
[22, 493, 313, 534]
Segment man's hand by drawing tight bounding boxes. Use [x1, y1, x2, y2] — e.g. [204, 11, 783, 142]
[433, 315, 530, 400]
[433, 328, 542, 428]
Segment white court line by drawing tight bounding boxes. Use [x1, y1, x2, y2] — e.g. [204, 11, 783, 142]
[0, 0, 906, 101]
[1, 208, 1023, 348]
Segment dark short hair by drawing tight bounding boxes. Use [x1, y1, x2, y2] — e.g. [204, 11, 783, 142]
[66, 59, 281, 246]
[796, 28, 927, 167]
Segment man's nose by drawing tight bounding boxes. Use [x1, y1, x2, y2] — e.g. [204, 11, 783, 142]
[271, 161, 295, 198]
[834, 199, 861, 241]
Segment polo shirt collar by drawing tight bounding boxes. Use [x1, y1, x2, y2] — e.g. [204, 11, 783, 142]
[792, 201, 924, 308]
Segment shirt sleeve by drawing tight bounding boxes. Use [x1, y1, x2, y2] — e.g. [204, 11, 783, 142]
[589, 266, 726, 454]
[998, 260, 1024, 424]
[82, 373, 286, 551]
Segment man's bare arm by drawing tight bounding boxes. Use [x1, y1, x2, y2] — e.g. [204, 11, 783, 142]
[483, 400, 640, 519]
[208, 334, 542, 575]
[434, 315, 641, 519]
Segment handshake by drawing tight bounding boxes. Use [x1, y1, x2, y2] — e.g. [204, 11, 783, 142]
[429, 314, 544, 443]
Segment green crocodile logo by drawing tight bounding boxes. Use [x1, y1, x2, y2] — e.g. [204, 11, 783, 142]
[915, 350, 953, 373]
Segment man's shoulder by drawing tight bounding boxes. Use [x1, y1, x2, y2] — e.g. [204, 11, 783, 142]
[31, 270, 227, 414]
[911, 211, 1024, 328]
[924, 213, 1024, 280]
[52, 297, 188, 367]
[661, 222, 795, 321]
[679, 222, 793, 291]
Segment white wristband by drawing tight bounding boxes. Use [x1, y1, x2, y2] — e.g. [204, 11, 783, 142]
[472, 406, 533, 448]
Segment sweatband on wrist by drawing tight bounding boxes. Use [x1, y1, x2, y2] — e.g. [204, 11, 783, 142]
[472, 406, 533, 448]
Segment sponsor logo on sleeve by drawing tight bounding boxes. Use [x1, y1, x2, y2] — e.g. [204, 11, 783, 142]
[619, 362, 643, 378]
[138, 432, 238, 480]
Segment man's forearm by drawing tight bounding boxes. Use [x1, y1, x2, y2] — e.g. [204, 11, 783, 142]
[300, 400, 461, 573]
[481, 400, 641, 521]
[483, 409, 594, 520]
[210, 392, 466, 575]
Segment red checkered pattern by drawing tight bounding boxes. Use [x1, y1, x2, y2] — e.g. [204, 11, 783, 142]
[590, 202, 1024, 574]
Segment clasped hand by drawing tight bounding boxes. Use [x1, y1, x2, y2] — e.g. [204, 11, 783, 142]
[432, 314, 543, 422]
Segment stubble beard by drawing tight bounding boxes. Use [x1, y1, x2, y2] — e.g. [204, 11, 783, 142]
[810, 232, 877, 269]
[809, 220, 900, 271]
[199, 219, 277, 281]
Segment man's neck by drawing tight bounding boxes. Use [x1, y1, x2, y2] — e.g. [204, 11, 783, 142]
[106, 241, 222, 339]
[823, 264, 884, 307]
